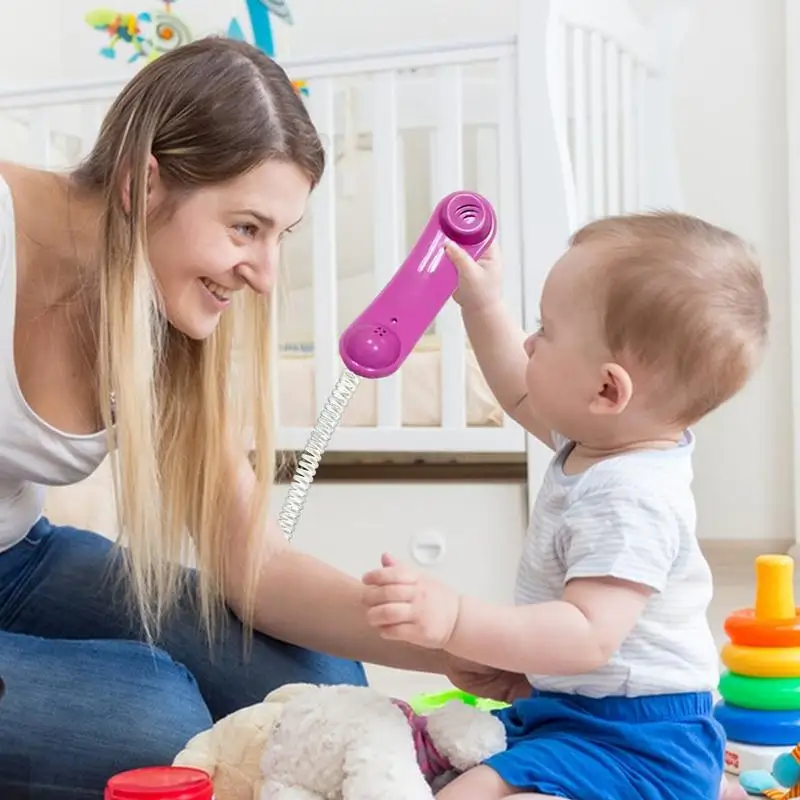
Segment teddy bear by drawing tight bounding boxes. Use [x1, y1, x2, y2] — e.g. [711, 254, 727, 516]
[173, 682, 507, 800]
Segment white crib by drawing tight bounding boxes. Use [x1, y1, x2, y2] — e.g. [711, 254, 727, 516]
[0, 0, 688, 521]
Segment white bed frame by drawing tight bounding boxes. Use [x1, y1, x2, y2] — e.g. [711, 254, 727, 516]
[0, 0, 688, 513]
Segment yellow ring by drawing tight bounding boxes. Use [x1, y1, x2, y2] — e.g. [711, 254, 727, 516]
[721, 644, 800, 677]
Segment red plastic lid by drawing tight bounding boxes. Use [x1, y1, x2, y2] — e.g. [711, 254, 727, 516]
[105, 767, 214, 800]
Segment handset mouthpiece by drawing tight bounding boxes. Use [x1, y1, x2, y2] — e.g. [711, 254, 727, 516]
[339, 191, 496, 379]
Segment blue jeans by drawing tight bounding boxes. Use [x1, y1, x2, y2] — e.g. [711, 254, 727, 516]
[0, 518, 367, 799]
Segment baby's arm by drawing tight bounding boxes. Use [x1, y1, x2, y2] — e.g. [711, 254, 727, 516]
[447, 576, 653, 675]
[446, 241, 553, 449]
[363, 490, 678, 676]
[449, 489, 679, 673]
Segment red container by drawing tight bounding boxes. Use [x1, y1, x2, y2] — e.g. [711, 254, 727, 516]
[105, 766, 214, 799]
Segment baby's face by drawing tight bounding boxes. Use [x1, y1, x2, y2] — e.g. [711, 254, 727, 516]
[522, 245, 616, 440]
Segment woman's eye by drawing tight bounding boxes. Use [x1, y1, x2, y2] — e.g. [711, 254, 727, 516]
[235, 223, 258, 238]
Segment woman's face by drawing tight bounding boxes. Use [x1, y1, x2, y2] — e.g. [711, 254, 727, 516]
[146, 158, 311, 339]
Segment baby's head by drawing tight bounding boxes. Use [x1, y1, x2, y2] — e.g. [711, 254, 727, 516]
[525, 211, 769, 446]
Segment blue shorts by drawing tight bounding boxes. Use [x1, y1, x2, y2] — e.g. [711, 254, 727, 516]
[484, 690, 725, 800]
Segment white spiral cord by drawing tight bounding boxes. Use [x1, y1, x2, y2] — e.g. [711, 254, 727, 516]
[277, 369, 361, 542]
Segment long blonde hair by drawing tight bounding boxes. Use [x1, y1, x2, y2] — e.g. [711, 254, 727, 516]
[72, 37, 324, 641]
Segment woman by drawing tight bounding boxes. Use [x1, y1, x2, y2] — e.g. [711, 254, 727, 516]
[0, 36, 526, 799]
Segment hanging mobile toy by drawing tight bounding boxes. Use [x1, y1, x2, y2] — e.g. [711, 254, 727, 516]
[277, 191, 497, 541]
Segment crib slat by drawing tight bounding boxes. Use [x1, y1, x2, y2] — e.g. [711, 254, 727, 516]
[589, 32, 605, 219]
[372, 70, 403, 429]
[571, 28, 589, 225]
[30, 108, 52, 168]
[605, 41, 620, 215]
[497, 54, 523, 429]
[620, 53, 636, 211]
[434, 65, 467, 430]
[498, 54, 522, 321]
[308, 78, 339, 414]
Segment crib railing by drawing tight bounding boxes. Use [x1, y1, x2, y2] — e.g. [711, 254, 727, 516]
[552, 0, 683, 225]
[282, 38, 526, 453]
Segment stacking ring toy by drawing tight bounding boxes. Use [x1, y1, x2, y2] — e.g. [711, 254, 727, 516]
[719, 672, 800, 710]
[724, 555, 800, 647]
[721, 643, 800, 677]
[714, 701, 800, 746]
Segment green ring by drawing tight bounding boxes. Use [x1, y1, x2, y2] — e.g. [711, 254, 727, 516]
[409, 689, 509, 715]
[719, 671, 800, 710]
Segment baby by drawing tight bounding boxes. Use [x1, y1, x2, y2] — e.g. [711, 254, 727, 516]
[361, 211, 768, 800]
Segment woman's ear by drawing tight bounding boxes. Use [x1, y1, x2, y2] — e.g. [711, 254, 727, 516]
[590, 362, 633, 416]
[121, 154, 162, 214]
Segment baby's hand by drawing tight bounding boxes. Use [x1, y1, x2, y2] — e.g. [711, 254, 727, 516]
[361, 553, 461, 649]
[446, 239, 504, 313]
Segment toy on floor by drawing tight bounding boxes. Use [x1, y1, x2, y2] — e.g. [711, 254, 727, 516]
[105, 765, 214, 798]
[740, 743, 800, 797]
[409, 688, 509, 715]
[173, 682, 507, 800]
[715, 555, 800, 776]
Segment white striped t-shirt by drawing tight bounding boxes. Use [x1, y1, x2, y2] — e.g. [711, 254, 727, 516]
[517, 430, 719, 698]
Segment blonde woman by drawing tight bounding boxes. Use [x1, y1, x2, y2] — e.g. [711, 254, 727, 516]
[0, 37, 515, 798]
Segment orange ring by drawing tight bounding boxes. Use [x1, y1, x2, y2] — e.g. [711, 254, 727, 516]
[725, 607, 800, 647]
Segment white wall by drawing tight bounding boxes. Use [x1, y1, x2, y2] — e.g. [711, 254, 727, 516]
[665, 0, 792, 541]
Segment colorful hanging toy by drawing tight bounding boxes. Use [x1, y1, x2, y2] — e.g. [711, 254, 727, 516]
[85, 0, 307, 99]
[226, 0, 308, 97]
[85, 0, 191, 63]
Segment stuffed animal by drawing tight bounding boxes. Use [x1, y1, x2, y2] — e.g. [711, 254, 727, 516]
[174, 682, 507, 800]
[739, 743, 800, 798]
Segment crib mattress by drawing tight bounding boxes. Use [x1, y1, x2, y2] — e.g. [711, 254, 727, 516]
[276, 346, 504, 428]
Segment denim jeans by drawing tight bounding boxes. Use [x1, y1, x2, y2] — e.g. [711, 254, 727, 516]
[0, 517, 367, 799]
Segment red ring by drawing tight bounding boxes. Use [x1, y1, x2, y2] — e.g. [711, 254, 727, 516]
[725, 607, 800, 647]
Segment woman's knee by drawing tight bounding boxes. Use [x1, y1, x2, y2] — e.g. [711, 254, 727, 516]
[0, 633, 213, 798]
[115, 643, 214, 760]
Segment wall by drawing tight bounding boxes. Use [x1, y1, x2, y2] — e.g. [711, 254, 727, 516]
[665, 0, 792, 541]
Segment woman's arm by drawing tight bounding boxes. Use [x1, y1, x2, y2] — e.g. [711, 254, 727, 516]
[223, 446, 446, 673]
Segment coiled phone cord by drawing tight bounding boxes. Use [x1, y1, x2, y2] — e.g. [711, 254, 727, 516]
[277, 369, 361, 542]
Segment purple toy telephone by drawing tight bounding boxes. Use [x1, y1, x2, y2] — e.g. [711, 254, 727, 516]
[340, 191, 497, 379]
[277, 191, 497, 541]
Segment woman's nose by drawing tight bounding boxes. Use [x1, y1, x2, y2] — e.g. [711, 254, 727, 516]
[240, 245, 278, 295]
[523, 333, 536, 357]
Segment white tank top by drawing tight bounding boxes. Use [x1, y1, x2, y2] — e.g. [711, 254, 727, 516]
[0, 177, 108, 552]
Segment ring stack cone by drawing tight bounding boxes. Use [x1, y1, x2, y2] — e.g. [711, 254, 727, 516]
[716, 555, 800, 776]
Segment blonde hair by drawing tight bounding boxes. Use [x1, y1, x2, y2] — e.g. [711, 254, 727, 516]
[571, 211, 769, 426]
[71, 37, 324, 641]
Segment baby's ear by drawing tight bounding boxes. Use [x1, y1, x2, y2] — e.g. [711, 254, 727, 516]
[590, 362, 633, 415]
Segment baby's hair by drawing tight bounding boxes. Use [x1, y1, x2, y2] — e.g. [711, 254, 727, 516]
[570, 211, 769, 426]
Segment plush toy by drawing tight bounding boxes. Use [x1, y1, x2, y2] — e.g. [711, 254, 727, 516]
[174, 682, 507, 800]
[740, 743, 800, 798]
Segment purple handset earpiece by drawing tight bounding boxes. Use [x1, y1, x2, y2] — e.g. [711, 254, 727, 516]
[339, 191, 497, 379]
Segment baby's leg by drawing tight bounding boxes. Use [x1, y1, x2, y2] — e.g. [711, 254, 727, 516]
[434, 766, 560, 800]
